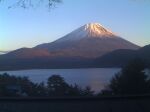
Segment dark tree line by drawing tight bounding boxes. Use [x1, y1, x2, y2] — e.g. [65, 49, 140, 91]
[0, 73, 94, 97]
[0, 59, 150, 97]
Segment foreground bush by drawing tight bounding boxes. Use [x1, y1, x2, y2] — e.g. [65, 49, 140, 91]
[101, 59, 150, 95]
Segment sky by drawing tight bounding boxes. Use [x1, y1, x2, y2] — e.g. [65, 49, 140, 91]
[0, 0, 150, 51]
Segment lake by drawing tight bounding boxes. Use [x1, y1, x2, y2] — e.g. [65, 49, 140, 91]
[0, 68, 120, 93]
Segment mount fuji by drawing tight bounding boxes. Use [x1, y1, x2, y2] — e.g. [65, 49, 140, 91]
[35, 23, 139, 58]
[0, 23, 140, 70]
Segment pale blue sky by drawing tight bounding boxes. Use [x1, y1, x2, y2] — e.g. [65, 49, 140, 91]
[0, 0, 150, 51]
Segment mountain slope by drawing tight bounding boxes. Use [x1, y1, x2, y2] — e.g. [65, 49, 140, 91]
[95, 44, 150, 67]
[0, 51, 9, 55]
[1, 48, 50, 59]
[35, 23, 139, 58]
[0, 23, 141, 70]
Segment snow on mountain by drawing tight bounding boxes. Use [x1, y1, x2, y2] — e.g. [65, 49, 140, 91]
[0, 22, 141, 70]
[35, 22, 140, 58]
[84, 23, 115, 37]
[2, 22, 140, 59]
[55, 23, 118, 43]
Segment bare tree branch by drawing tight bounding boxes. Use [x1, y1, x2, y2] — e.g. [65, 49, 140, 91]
[0, 0, 62, 9]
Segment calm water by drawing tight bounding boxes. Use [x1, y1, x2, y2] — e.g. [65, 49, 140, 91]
[0, 68, 120, 92]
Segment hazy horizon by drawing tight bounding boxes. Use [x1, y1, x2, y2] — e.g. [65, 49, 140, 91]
[0, 0, 150, 51]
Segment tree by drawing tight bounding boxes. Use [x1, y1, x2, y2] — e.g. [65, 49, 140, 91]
[34, 82, 48, 97]
[0, 0, 62, 9]
[0, 73, 94, 97]
[0, 73, 39, 97]
[102, 59, 150, 95]
[47, 75, 70, 96]
[82, 86, 94, 96]
[47, 75, 94, 97]
[68, 84, 83, 96]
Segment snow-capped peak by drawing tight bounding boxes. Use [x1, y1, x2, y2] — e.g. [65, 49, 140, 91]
[84, 23, 116, 37]
[55, 23, 118, 42]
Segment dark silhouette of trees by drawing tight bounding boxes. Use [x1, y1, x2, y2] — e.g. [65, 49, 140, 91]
[101, 59, 150, 95]
[1, 59, 150, 98]
[68, 84, 82, 96]
[47, 75, 94, 97]
[1, 59, 150, 97]
[68, 84, 94, 97]
[82, 86, 94, 96]
[47, 75, 70, 96]
[0, 73, 37, 97]
[0, 73, 94, 97]
[32, 82, 48, 97]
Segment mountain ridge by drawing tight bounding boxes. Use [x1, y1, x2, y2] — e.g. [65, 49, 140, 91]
[35, 23, 139, 58]
[0, 22, 141, 70]
[1, 45, 150, 71]
[95, 44, 150, 67]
